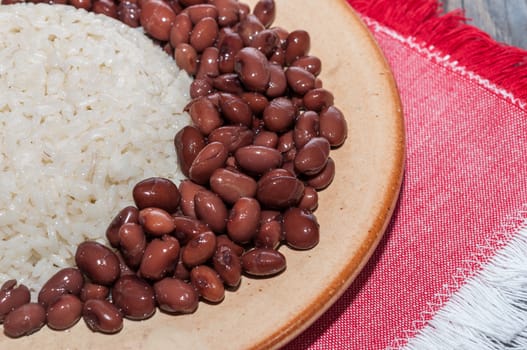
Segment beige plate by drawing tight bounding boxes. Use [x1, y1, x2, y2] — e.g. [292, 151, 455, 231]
[0, 0, 404, 348]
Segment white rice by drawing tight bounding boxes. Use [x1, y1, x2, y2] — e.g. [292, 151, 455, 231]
[0, 4, 192, 293]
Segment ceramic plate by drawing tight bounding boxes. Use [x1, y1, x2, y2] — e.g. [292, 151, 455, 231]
[0, 0, 404, 348]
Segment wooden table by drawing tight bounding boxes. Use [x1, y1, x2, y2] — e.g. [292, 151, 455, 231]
[443, 0, 527, 49]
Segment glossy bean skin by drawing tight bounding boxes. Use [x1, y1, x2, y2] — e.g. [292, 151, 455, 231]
[154, 278, 198, 314]
[182, 231, 217, 267]
[38, 267, 84, 308]
[298, 186, 319, 211]
[319, 106, 348, 147]
[211, 0, 239, 26]
[265, 63, 287, 98]
[240, 92, 269, 115]
[75, 242, 120, 286]
[212, 73, 244, 94]
[219, 93, 253, 127]
[285, 66, 316, 95]
[0, 281, 30, 323]
[174, 126, 206, 178]
[118, 222, 146, 269]
[306, 157, 336, 190]
[190, 77, 214, 98]
[184, 4, 218, 23]
[179, 180, 207, 218]
[250, 29, 279, 57]
[234, 145, 282, 175]
[207, 126, 254, 153]
[138, 207, 176, 236]
[132, 177, 181, 214]
[194, 189, 228, 233]
[140, 0, 177, 41]
[216, 234, 245, 257]
[294, 110, 319, 148]
[3, 303, 46, 338]
[46, 294, 83, 331]
[294, 137, 331, 175]
[253, 130, 278, 148]
[241, 248, 286, 276]
[303, 88, 334, 112]
[170, 12, 193, 47]
[285, 30, 310, 65]
[70, 0, 92, 10]
[172, 215, 210, 244]
[190, 265, 225, 303]
[282, 207, 319, 250]
[117, 1, 141, 28]
[262, 97, 295, 132]
[188, 141, 228, 185]
[253, 219, 282, 249]
[140, 235, 180, 280]
[112, 275, 156, 320]
[234, 47, 271, 93]
[253, 0, 275, 28]
[237, 14, 265, 46]
[174, 43, 199, 76]
[79, 283, 109, 302]
[190, 17, 218, 52]
[291, 56, 322, 76]
[92, 0, 117, 18]
[256, 169, 304, 210]
[196, 46, 220, 79]
[212, 245, 242, 287]
[106, 206, 139, 248]
[217, 27, 244, 73]
[226, 197, 261, 244]
[83, 299, 123, 334]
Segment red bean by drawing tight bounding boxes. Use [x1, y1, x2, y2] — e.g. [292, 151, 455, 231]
[253, 0, 275, 28]
[282, 207, 319, 250]
[0, 280, 30, 323]
[132, 177, 181, 214]
[306, 156, 336, 190]
[285, 66, 316, 95]
[254, 219, 282, 249]
[217, 27, 244, 73]
[240, 92, 269, 115]
[253, 130, 278, 148]
[188, 97, 223, 135]
[174, 43, 199, 76]
[174, 125, 207, 178]
[266, 63, 287, 98]
[184, 4, 218, 23]
[196, 46, 220, 79]
[250, 29, 280, 57]
[46, 294, 83, 331]
[154, 278, 198, 314]
[294, 137, 331, 175]
[194, 189, 228, 233]
[3, 303, 46, 338]
[138, 207, 176, 236]
[298, 186, 319, 211]
[216, 234, 245, 256]
[140, 235, 180, 280]
[179, 180, 207, 218]
[106, 206, 139, 248]
[212, 245, 242, 287]
[172, 215, 210, 244]
[237, 14, 265, 46]
[303, 88, 334, 112]
[79, 283, 109, 302]
[182, 231, 217, 267]
[112, 275, 156, 320]
[190, 17, 218, 52]
[256, 169, 304, 209]
[285, 30, 310, 65]
[188, 141, 228, 185]
[190, 265, 224, 303]
[170, 12, 192, 47]
[210, 0, 239, 27]
[118, 222, 146, 268]
[208, 126, 254, 153]
[38, 267, 84, 308]
[117, 0, 141, 27]
[83, 299, 123, 334]
[70, 0, 92, 10]
[75, 242, 120, 286]
[291, 55, 322, 76]
[262, 97, 295, 132]
[190, 77, 214, 98]
[219, 93, 253, 127]
[319, 106, 348, 147]
[234, 47, 271, 93]
[212, 73, 244, 94]
[92, 0, 117, 18]
[234, 145, 282, 175]
[241, 248, 286, 276]
[140, 0, 177, 41]
[294, 110, 319, 148]
[226, 197, 261, 244]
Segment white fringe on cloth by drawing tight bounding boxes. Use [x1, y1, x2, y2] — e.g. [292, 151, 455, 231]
[401, 215, 527, 350]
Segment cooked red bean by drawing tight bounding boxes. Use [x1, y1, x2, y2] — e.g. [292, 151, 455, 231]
[217, 27, 244, 73]
[172, 215, 210, 244]
[194, 189, 228, 233]
[241, 248, 286, 276]
[138, 207, 175, 236]
[0, 280, 30, 323]
[174, 43, 199, 76]
[211, 0, 239, 26]
[303, 88, 334, 112]
[154, 278, 199, 314]
[83, 299, 123, 334]
[38, 267, 84, 308]
[234, 47, 271, 93]
[212, 245, 242, 287]
[291, 55, 322, 76]
[3, 303, 46, 338]
[234, 145, 282, 175]
[190, 77, 214, 98]
[190, 17, 218, 52]
[237, 1, 250, 20]
[294, 137, 331, 175]
[216, 234, 245, 256]
[174, 257, 191, 281]
[294, 110, 319, 148]
[188, 96, 223, 135]
[256, 169, 304, 209]
[208, 126, 254, 153]
[170, 12, 192, 47]
[226, 197, 261, 244]
[253, 130, 278, 148]
[112, 275, 156, 320]
[263, 97, 295, 132]
[277, 129, 295, 154]
[253, 0, 275, 28]
[182, 231, 217, 267]
[306, 156, 336, 190]
[286, 66, 316, 95]
[188, 141, 228, 185]
[79, 283, 109, 302]
[117, 0, 141, 28]
[46, 294, 83, 331]
[184, 4, 218, 23]
[179, 0, 205, 6]
[118, 222, 146, 268]
[212, 73, 244, 93]
[237, 14, 265, 46]
[254, 219, 282, 249]
[265, 62, 287, 98]
[106, 206, 139, 248]
[140, 0, 177, 41]
[196, 46, 220, 79]
[298, 186, 319, 211]
[75, 241, 120, 286]
[174, 125, 207, 178]
[259, 209, 281, 223]
[190, 265, 225, 303]
[319, 106, 348, 147]
[250, 29, 279, 57]
[92, 0, 117, 18]
[240, 92, 269, 115]
[140, 235, 180, 280]
[219, 93, 253, 127]
[70, 0, 92, 10]
[282, 207, 319, 250]
[269, 45, 286, 66]
[132, 177, 181, 214]
[285, 30, 310, 65]
[179, 180, 207, 218]
[115, 250, 135, 277]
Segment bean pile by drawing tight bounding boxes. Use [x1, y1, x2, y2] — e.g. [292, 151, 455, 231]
[0, 0, 348, 338]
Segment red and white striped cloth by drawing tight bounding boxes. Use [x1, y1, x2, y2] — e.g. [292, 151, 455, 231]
[284, 1, 527, 348]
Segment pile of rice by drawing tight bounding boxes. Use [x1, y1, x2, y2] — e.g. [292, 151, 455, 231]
[0, 4, 192, 293]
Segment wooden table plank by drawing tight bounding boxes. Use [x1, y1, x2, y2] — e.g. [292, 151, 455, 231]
[443, 0, 527, 49]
